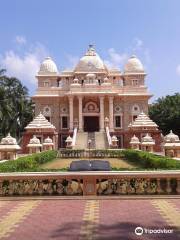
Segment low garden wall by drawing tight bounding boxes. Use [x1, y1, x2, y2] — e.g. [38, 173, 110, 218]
[0, 171, 179, 196]
[58, 149, 124, 158]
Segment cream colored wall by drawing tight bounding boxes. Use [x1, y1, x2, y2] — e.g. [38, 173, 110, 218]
[34, 94, 149, 132]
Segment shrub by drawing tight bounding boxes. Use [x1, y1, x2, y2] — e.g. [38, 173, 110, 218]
[122, 149, 180, 169]
[0, 150, 58, 172]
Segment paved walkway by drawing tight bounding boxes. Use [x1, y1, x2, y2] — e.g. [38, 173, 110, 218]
[0, 198, 179, 240]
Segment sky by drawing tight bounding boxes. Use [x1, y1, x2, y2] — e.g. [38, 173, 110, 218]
[0, 0, 180, 101]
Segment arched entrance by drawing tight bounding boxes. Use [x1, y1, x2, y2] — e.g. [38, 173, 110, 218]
[83, 101, 100, 132]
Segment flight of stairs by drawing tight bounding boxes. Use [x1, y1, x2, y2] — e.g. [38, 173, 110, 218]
[95, 132, 108, 149]
[74, 131, 108, 149]
[87, 132, 96, 149]
[74, 132, 88, 149]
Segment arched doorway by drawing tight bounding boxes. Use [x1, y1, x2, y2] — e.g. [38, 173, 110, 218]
[83, 101, 100, 132]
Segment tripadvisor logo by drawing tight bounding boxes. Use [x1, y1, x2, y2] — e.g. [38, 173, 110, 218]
[135, 226, 173, 236]
[135, 227, 143, 236]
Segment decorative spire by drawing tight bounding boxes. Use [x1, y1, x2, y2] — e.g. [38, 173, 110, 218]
[85, 44, 96, 56]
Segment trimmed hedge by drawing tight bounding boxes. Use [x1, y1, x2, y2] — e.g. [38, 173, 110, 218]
[0, 150, 58, 172]
[122, 149, 180, 169]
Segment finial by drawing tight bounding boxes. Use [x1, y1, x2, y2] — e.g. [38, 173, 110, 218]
[89, 44, 94, 49]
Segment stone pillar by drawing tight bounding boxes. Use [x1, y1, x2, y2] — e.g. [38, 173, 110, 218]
[109, 96, 114, 131]
[100, 96, 105, 132]
[78, 96, 83, 131]
[69, 96, 74, 131]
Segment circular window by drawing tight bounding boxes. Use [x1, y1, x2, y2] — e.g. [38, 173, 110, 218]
[114, 105, 122, 113]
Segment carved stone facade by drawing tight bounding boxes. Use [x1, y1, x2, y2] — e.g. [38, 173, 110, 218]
[32, 45, 161, 149]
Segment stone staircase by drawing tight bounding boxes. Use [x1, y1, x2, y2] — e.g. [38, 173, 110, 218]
[87, 132, 96, 149]
[74, 131, 108, 150]
[95, 132, 108, 149]
[74, 132, 88, 149]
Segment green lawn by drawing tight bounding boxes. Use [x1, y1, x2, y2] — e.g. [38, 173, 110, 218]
[41, 157, 136, 170]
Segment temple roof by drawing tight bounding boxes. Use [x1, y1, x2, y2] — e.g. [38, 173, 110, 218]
[0, 133, 21, 150]
[43, 136, 54, 146]
[141, 133, 155, 145]
[25, 113, 56, 130]
[38, 57, 58, 75]
[164, 130, 180, 143]
[129, 112, 158, 129]
[74, 45, 108, 73]
[130, 135, 140, 144]
[124, 55, 145, 74]
[27, 135, 42, 147]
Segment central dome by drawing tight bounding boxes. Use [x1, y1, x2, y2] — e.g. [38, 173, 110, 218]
[74, 45, 107, 73]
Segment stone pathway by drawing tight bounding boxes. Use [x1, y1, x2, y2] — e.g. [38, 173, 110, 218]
[0, 198, 179, 240]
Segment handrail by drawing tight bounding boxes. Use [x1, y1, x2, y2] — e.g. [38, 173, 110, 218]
[72, 127, 78, 147]
[106, 126, 112, 146]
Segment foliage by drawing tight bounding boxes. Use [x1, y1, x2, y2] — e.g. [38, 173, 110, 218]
[149, 93, 180, 136]
[0, 150, 58, 172]
[122, 149, 180, 169]
[0, 69, 34, 139]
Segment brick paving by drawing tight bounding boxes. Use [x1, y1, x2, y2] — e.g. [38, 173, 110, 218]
[0, 198, 179, 240]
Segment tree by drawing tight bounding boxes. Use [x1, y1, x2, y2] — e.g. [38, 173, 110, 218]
[0, 69, 34, 139]
[149, 93, 180, 136]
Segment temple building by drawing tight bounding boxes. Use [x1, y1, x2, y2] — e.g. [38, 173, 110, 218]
[29, 45, 162, 150]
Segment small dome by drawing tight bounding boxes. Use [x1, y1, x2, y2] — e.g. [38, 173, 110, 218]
[65, 136, 72, 143]
[74, 45, 107, 73]
[44, 136, 53, 144]
[38, 57, 58, 75]
[141, 133, 154, 143]
[130, 135, 140, 144]
[164, 130, 179, 143]
[111, 135, 118, 141]
[124, 55, 144, 73]
[0, 133, 17, 145]
[73, 78, 79, 84]
[29, 135, 41, 145]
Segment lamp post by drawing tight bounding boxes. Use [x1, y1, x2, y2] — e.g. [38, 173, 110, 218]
[88, 139, 92, 159]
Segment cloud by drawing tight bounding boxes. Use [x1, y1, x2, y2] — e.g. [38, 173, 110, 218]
[0, 42, 48, 85]
[104, 48, 128, 69]
[133, 38, 143, 50]
[15, 35, 26, 45]
[65, 54, 79, 69]
[176, 64, 180, 76]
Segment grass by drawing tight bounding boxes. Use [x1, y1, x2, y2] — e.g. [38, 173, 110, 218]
[40, 157, 136, 170]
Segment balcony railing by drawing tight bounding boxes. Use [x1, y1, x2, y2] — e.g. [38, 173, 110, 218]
[0, 171, 179, 196]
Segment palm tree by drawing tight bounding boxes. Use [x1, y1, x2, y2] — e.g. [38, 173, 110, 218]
[0, 68, 34, 139]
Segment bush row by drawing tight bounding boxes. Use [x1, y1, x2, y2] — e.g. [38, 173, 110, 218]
[122, 149, 180, 169]
[0, 150, 58, 172]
